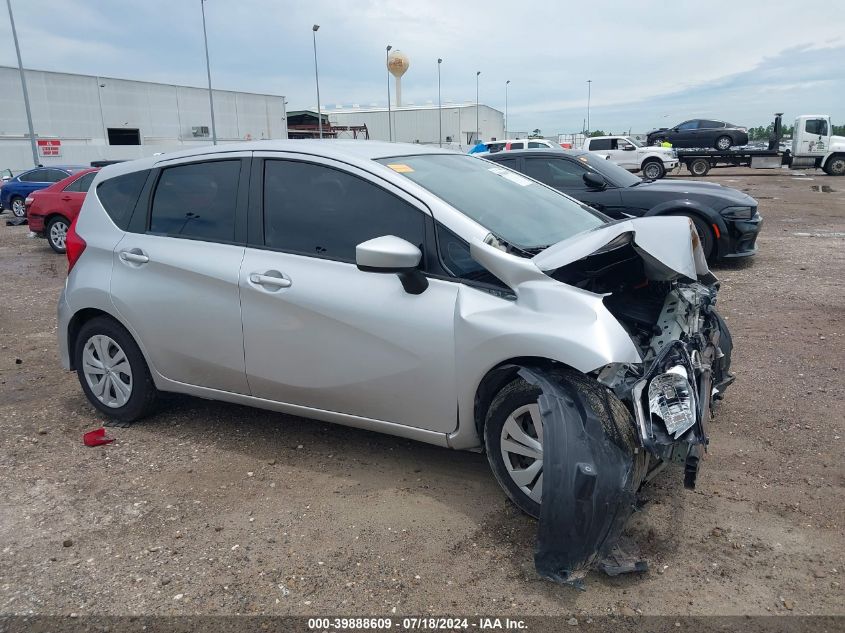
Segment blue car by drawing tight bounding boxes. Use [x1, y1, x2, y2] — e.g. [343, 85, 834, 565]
[1, 165, 88, 218]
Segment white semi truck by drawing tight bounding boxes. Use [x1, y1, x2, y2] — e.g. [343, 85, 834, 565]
[676, 114, 844, 177]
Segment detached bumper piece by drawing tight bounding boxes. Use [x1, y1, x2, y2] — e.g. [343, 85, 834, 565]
[520, 368, 646, 589]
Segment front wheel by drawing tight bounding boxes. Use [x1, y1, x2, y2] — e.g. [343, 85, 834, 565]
[642, 160, 665, 180]
[10, 196, 25, 218]
[675, 212, 715, 260]
[715, 135, 732, 151]
[74, 316, 158, 422]
[47, 216, 70, 253]
[483, 369, 642, 520]
[824, 155, 845, 176]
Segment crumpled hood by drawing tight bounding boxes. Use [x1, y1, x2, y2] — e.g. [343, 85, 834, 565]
[532, 216, 711, 282]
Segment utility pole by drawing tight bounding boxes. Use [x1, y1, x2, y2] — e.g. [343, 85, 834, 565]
[386, 45, 392, 141]
[6, 0, 38, 166]
[586, 79, 592, 136]
[505, 80, 510, 138]
[200, 0, 217, 144]
[475, 71, 481, 143]
[437, 58, 442, 147]
[312, 25, 322, 138]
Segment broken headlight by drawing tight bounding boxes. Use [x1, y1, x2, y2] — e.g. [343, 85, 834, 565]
[721, 206, 754, 220]
[648, 366, 697, 439]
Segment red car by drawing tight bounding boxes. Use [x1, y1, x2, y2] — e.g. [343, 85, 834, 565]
[26, 168, 99, 253]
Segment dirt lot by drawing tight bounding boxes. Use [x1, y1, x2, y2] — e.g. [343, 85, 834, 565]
[0, 167, 843, 619]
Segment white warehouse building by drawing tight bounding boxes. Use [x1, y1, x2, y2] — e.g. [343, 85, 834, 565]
[326, 103, 504, 147]
[0, 66, 287, 173]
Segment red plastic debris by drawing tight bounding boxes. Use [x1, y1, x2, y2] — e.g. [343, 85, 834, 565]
[83, 427, 115, 447]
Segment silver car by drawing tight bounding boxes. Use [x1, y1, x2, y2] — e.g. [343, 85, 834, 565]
[58, 141, 732, 553]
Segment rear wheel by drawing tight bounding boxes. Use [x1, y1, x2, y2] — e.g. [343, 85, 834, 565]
[74, 316, 158, 423]
[715, 135, 732, 151]
[688, 157, 711, 176]
[642, 160, 665, 180]
[824, 154, 845, 176]
[46, 216, 69, 254]
[10, 196, 25, 218]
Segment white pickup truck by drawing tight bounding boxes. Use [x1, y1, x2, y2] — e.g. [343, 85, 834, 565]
[583, 135, 678, 179]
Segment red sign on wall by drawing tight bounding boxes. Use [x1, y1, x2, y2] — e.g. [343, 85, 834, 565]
[36, 139, 62, 157]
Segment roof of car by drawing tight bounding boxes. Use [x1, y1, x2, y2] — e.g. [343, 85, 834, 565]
[95, 140, 462, 180]
[485, 148, 590, 158]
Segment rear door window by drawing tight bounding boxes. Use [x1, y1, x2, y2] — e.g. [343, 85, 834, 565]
[699, 120, 725, 129]
[589, 139, 612, 150]
[64, 172, 97, 193]
[527, 141, 548, 148]
[149, 160, 240, 242]
[19, 169, 48, 182]
[45, 169, 69, 182]
[97, 170, 150, 230]
[508, 142, 524, 150]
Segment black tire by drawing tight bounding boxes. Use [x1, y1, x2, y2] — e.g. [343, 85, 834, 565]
[715, 135, 732, 151]
[824, 154, 845, 176]
[688, 157, 711, 176]
[675, 212, 715, 260]
[483, 368, 641, 519]
[10, 196, 26, 218]
[46, 215, 70, 254]
[74, 316, 158, 423]
[642, 159, 665, 180]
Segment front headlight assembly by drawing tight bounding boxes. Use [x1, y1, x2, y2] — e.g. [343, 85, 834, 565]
[721, 206, 754, 220]
[648, 365, 697, 439]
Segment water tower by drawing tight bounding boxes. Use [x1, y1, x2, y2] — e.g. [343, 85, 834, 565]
[387, 50, 410, 107]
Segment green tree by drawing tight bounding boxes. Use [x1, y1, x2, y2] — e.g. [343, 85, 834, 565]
[588, 130, 607, 137]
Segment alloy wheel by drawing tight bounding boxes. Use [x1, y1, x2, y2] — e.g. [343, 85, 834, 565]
[82, 335, 133, 408]
[499, 403, 544, 503]
[11, 198, 25, 218]
[716, 136, 732, 151]
[49, 220, 68, 251]
[643, 162, 662, 179]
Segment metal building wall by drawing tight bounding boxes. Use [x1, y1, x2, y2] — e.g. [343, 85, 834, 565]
[328, 105, 504, 147]
[0, 66, 286, 172]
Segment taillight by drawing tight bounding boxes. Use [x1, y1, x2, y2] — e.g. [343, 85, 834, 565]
[65, 216, 86, 273]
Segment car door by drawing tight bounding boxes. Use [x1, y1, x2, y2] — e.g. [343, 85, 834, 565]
[672, 120, 699, 147]
[239, 153, 460, 434]
[520, 155, 623, 216]
[110, 154, 251, 394]
[610, 139, 638, 169]
[16, 168, 52, 197]
[61, 171, 97, 219]
[697, 120, 724, 148]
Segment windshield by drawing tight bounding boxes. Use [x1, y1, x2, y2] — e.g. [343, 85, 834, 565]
[577, 152, 643, 186]
[376, 154, 605, 250]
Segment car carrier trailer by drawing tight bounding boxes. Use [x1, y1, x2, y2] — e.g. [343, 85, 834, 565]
[675, 114, 844, 177]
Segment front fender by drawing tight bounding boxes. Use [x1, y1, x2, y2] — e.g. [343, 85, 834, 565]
[644, 200, 730, 257]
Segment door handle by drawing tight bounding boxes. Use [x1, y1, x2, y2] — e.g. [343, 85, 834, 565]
[249, 272, 291, 289]
[119, 250, 149, 264]
[61, 196, 72, 201]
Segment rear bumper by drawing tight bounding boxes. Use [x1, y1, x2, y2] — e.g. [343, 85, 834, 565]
[27, 212, 46, 232]
[58, 289, 72, 370]
[720, 213, 763, 259]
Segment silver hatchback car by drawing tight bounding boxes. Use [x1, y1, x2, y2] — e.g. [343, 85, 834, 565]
[59, 141, 732, 573]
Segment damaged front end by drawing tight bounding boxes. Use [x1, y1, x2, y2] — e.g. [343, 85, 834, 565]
[536, 217, 734, 490]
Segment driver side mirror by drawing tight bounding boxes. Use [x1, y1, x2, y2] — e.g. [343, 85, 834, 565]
[622, 145, 635, 151]
[583, 172, 607, 190]
[356, 235, 428, 295]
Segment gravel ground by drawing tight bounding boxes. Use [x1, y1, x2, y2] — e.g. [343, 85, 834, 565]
[0, 167, 842, 618]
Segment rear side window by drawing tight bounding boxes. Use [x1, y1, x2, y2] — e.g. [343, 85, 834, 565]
[262, 159, 425, 263]
[45, 169, 69, 182]
[699, 120, 724, 129]
[527, 141, 547, 148]
[589, 138, 611, 150]
[509, 142, 524, 150]
[149, 161, 240, 242]
[64, 172, 97, 193]
[96, 170, 149, 230]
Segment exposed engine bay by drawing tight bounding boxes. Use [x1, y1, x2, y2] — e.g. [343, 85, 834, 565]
[546, 230, 734, 489]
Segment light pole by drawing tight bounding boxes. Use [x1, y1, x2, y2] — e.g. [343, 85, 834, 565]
[6, 0, 38, 166]
[200, 0, 217, 145]
[312, 25, 322, 138]
[437, 58, 442, 147]
[586, 79, 592, 136]
[386, 45, 392, 141]
[505, 79, 510, 139]
[475, 71, 481, 143]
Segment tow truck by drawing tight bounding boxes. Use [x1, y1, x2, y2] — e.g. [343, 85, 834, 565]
[676, 114, 845, 177]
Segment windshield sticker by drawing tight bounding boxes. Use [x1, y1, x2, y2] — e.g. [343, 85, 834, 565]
[488, 166, 532, 186]
[386, 163, 414, 173]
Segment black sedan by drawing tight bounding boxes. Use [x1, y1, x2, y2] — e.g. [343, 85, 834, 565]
[647, 119, 749, 150]
[483, 149, 762, 261]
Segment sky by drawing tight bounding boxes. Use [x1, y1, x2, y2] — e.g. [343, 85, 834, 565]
[1, 0, 843, 135]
